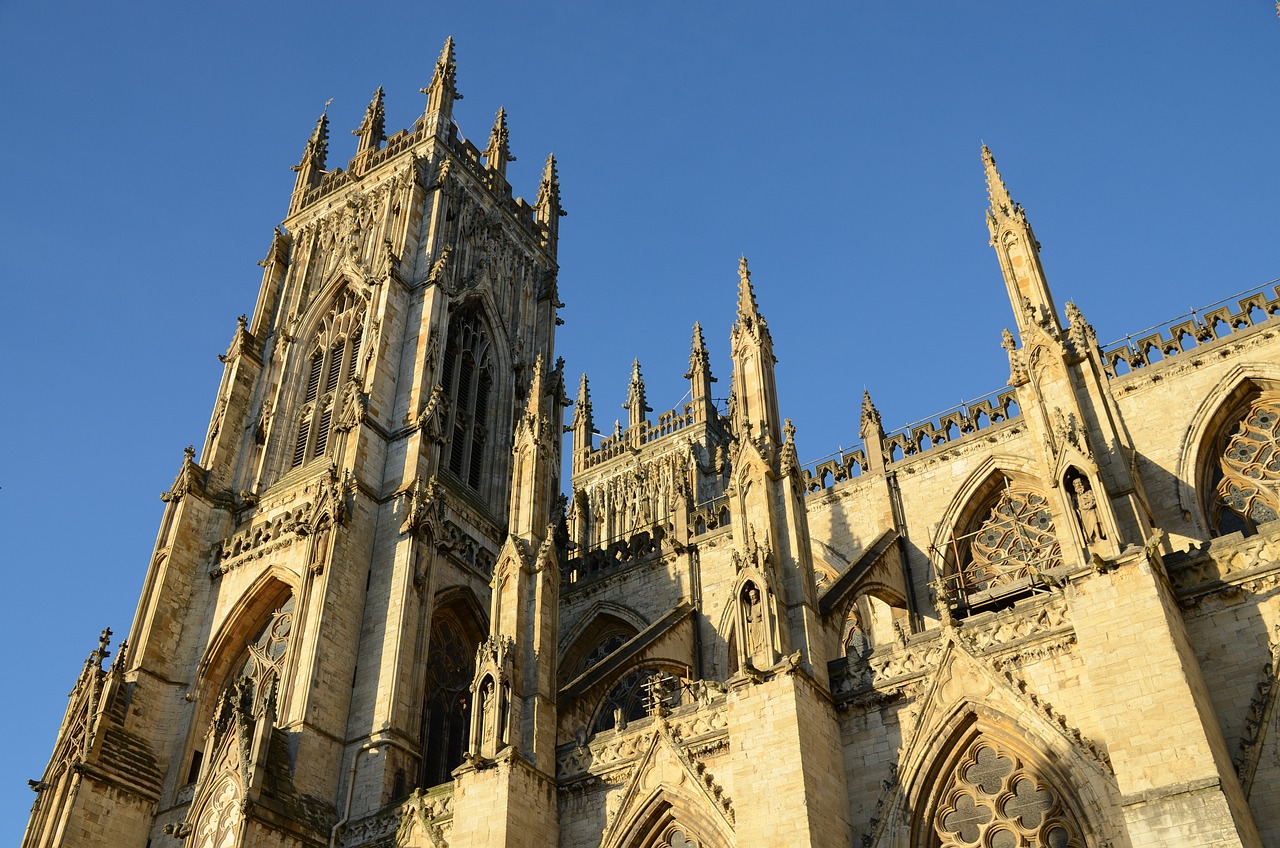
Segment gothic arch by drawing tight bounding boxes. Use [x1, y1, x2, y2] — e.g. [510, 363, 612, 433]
[195, 573, 298, 704]
[417, 591, 486, 788]
[1177, 363, 1280, 538]
[589, 659, 691, 735]
[899, 707, 1105, 848]
[931, 459, 1061, 614]
[605, 789, 733, 848]
[559, 601, 649, 680]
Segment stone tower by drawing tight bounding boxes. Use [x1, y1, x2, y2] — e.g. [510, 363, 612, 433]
[27, 45, 1280, 848]
[24, 39, 566, 848]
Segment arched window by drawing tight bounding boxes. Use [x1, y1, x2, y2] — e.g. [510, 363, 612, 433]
[946, 477, 1061, 614]
[440, 311, 495, 490]
[930, 735, 1085, 848]
[419, 608, 481, 787]
[292, 290, 365, 468]
[1206, 392, 1280, 536]
[593, 667, 682, 734]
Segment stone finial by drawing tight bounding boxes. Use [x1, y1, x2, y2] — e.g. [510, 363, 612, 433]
[981, 144, 1015, 219]
[421, 36, 462, 120]
[353, 86, 386, 154]
[484, 107, 516, 176]
[537, 153, 565, 220]
[572, 373, 593, 429]
[736, 256, 760, 317]
[860, 390, 882, 433]
[687, 322, 711, 375]
[624, 359, 650, 429]
[293, 108, 330, 173]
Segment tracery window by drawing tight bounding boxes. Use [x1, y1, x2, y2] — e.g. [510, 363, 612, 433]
[594, 668, 681, 733]
[233, 596, 295, 714]
[933, 737, 1083, 848]
[1210, 394, 1280, 536]
[440, 311, 495, 490]
[292, 290, 365, 468]
[579, 633, 629, 677]
[420, 610, 479, 787]
[951, 482, 1061, 609]
[193, 774, 242, 848]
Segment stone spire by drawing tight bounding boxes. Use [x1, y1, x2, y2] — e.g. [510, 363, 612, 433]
[483, 107, 516, 178]
[624, 359, 650, 432]
[571, 373, 595, 472]
[736, 256, 768, 335]
[982, 145, 1016, 220]
[353, 86, 386, 157]
[289, 107, 329, 213]
[685, 322, 718, 423]
[729, 257, 781, 445]
[536, 153, 565, 250]
[981, 145, 1061, 335]
[420, 36, 462, 128]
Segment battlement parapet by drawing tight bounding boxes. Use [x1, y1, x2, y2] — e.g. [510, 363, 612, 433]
[580, 405, 697, 471]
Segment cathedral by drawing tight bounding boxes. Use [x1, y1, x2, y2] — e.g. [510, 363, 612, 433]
[25, 38, 1280, 848]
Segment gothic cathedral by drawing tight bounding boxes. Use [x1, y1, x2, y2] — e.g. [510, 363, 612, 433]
[25, 40, 1280, 848]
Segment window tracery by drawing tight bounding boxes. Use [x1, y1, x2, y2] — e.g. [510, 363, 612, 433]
[933, 737, 1083, 848]
[440, 311, 495, 490]
[1211, 394, 1280, 535]
[292, 290, 365, 468]
[594, 668, 681, 733]
[955, 483, 1061, 602]
[193, 774, 242, 848]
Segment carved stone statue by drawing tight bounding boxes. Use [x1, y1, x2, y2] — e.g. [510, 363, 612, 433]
[479, 678, 498, 756]
[743, 584, 771, 669]
[1072, 476, 1105, 543]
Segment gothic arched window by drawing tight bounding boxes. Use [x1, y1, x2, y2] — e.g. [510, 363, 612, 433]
[593, 667, 682, 734]
[931, 736, 1084, 848]
[440, 311, 494, 490]
[1207, 393, 1280, 536]
[420, 609, 480, 787]
[948, 478, 1061, 614]
[292, 290, 365, 468]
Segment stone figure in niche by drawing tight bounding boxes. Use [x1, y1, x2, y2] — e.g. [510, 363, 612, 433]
[1071, 476, 1106, 543]
[479, 678, 498, 756]
[743, 584, 772, 669]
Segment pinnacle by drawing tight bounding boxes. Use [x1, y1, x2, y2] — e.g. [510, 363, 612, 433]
[736, 256, 763, 322]
[538, 153, 563, 216]
[860, 389, 882, 432]
[982, 144, 1015, 216]
[576, 373, 591, 407]
[526, 355, 546, 418]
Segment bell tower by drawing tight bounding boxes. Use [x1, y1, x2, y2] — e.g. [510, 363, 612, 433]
[24, 37, 565, 848]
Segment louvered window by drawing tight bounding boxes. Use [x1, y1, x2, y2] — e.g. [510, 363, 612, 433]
[291, 289, 366, 468]
[440, 312, 495, 491]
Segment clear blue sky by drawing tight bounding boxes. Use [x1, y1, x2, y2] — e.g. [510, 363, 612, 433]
[1, 2, 1276, 838]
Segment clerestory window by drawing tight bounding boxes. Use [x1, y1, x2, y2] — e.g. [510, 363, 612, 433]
[440, 312, 494, 490]
[1209, 393, 1280, 537]
[292, 291, 364, 468]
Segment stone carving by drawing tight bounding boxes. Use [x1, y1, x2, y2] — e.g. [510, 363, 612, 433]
[335, 380, 367, 431]
[210, 502, 313, 577]
[1070, 475, 1105, 543]
[417, 384, 448, 442]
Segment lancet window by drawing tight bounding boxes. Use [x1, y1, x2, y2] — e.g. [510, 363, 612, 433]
[931, 736, 1084, 848]
[292, 290, 365, 468]
[947, 480, 1061, 612]
[420, 609, 480, 787]
[1209, 393, 1280, 536]
[440, 311, 495, 491]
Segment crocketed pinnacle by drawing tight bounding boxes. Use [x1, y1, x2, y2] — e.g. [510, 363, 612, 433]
[353, 86, 386, 149]
[573, 373, 593, 424]
[982, 144, 1015, 218]
[735, 256, 768, 334]
[625, 359, 650, 422]
[485, 107, 516, 164]
[537, 153, 563, 215]
[295, 109, 329, 171]
[860, 389, 882, 434]
[689, 322, 710, 373]
[421, 36, 462, 114]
